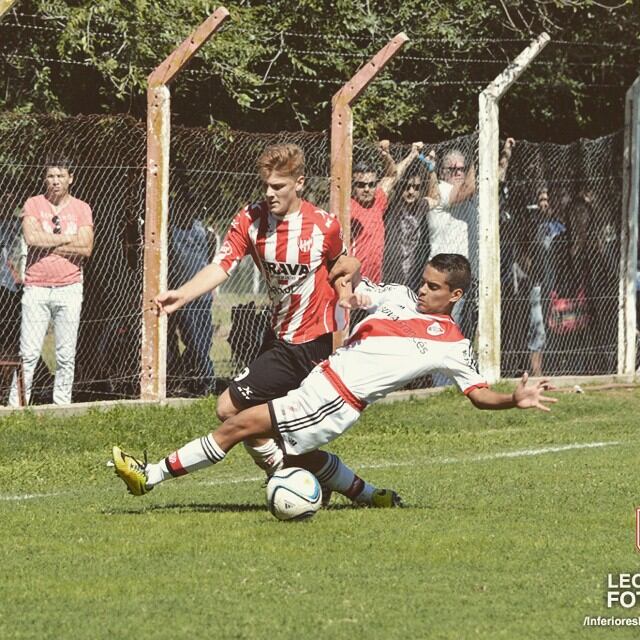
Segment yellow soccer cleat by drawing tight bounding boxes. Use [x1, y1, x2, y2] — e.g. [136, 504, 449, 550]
[370, 488, 403, 508]
[112, 446, 152, 496]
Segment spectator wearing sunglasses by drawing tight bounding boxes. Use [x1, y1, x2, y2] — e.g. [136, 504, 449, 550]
[426, 148, 477, 386]
[8, 158, 93, 406]
[382, 151, 439, 291]
[350, 141, 423, 283]
[428, 149, 477, 270]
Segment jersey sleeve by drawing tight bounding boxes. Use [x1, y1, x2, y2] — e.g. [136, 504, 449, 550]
[439, 342, 489, 394]
[212, 207, 252, 276]
[354, 278, 414, 310]
[324, 212, 347, 262]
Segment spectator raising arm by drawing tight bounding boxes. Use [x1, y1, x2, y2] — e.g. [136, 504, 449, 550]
[498, 137, 515, 183]
[423, 148, 440, 209]
[378, 140, 423, 197]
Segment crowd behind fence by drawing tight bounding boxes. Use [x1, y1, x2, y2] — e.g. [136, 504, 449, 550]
[0, 114, 633, 406]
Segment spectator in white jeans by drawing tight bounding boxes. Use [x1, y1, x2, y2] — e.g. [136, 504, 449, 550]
[9, 159, 93, 406]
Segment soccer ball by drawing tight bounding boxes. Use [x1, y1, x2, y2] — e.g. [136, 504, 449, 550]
[266, 467, 322, 521]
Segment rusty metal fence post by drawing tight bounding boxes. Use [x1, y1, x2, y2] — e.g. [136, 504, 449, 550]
[141, 7, 230, 401]
[329, 32, 409, 348]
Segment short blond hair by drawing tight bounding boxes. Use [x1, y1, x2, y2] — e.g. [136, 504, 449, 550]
[257, 144, 305, 180]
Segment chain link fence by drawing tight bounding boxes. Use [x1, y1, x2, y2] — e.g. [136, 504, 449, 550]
[0, 114, 146, 404]
[0, 113, 627, 405]
[499, 132, 623, 378]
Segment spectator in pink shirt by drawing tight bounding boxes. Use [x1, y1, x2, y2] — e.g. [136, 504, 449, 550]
[8, 159, 94, 406]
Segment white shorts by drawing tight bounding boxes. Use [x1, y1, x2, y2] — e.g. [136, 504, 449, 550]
[269, 367, 362, 455]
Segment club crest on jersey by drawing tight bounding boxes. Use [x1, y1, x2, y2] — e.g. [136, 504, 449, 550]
[298, 237, 313, 253]
[427, 321, 445, 336]
[264, 261, 310, 277]
[218, 241, 233, 257]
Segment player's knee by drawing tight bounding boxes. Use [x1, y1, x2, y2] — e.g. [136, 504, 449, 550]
[216, 391, 240, 421]
[219, 413, 257, 444]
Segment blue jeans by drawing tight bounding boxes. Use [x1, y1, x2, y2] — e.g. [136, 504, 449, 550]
[168, 221, 215, 393]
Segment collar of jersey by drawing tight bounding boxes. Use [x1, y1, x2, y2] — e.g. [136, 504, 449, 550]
[418, 310, 454, 322]
[270, 209, 301, 222]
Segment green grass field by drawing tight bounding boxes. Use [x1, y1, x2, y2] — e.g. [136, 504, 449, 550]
[2, 387, 640, 639]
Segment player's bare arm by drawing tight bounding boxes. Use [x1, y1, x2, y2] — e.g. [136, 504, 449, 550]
[52, 225, 94, 258]
[22, 214, 73, 248]
[329, 255, 361, 303]
[467, 372, 557, 412]
[329, 255, 361, 288]
[155, 262, 229, 316]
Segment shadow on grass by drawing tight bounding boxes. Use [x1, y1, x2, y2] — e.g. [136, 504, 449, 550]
[104, 502, 266, 514]
[104, 501, 421, 515]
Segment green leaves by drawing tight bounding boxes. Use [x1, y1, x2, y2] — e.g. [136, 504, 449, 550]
[0, 0, 638, 141]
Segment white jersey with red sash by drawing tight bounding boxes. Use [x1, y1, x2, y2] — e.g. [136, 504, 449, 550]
[213, 199, 347, 344]
[323, 279, 488, 406]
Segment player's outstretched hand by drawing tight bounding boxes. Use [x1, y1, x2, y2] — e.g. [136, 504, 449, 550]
[513, 372, 558, 412]
[154, 290, 186, 316]
[339, 292, 372, 310]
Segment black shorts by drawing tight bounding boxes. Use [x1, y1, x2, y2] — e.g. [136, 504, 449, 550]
[227, 330, 333, 408]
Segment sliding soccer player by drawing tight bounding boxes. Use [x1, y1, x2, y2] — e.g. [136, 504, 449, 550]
[114, 253, 556, 497]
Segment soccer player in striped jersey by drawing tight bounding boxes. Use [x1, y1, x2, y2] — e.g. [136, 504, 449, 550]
[150, 143, 398, 507]
[114, 253, 557, 498]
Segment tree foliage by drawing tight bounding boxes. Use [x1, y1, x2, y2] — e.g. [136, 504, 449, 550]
[1, 0, 638, 141]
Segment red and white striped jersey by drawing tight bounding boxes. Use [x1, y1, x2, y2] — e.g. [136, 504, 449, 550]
[324, 279, 488, 405]
[213, 199, 347, 344]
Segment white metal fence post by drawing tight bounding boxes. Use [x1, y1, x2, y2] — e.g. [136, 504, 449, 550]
[477, 33, 550, 383]
[141, 8, 229, 401]
[618, 76, 640, 378]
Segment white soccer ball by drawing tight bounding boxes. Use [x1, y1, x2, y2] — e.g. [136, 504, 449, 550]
[266, 467, 322, 521]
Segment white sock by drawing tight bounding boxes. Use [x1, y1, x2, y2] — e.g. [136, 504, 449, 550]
[315, 453, 375, 504]
[145, 459, 170, 487]
[243, 439, 284, 476]
[146, 433, 226, 487]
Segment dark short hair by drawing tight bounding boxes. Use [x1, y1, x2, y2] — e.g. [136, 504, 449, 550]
[353, 161, 376, 176]
[428, 253, 472, 293]
[44, 156, 74, 174]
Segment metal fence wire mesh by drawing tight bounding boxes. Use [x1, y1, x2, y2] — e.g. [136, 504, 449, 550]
[0, 113, 626, 405]
[0, 114, 146, 404]
[499, 132, 623, 378]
